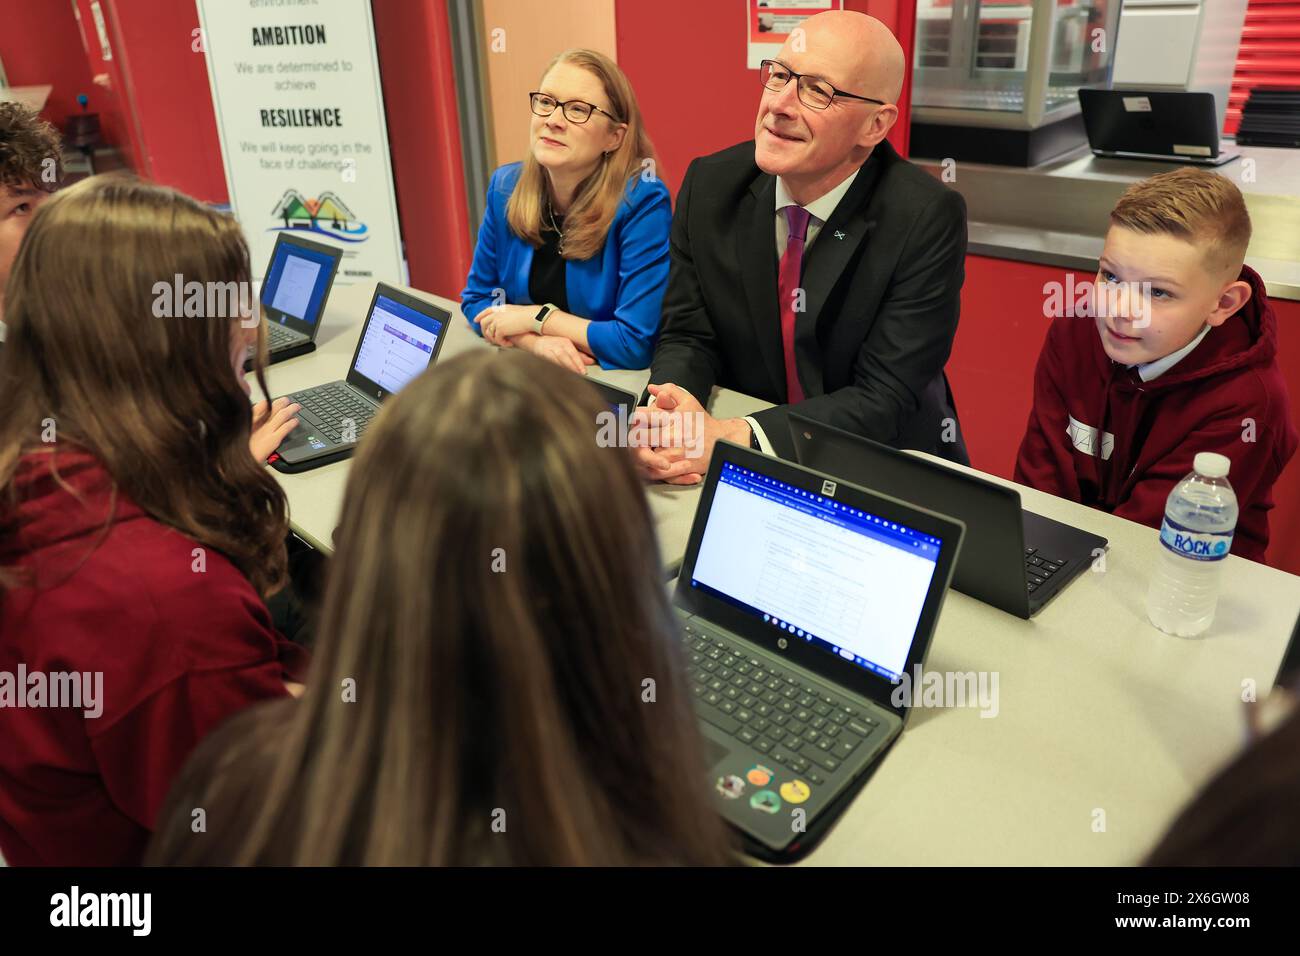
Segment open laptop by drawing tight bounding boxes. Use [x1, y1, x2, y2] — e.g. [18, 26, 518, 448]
[674, 441, 964, 861]
[587, 377, 639, 417]
[788, 414, 1107, 619]
[1078, 89, 1239, 166]
[270, 283, 450, 473]
[249, 232, 343, 369]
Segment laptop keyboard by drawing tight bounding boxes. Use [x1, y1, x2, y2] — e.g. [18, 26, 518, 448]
[288, 382, 377, 445]
[1025, 548, 1068, 595]
[266, 322, 303, 351]
[681, 622, 876, 787]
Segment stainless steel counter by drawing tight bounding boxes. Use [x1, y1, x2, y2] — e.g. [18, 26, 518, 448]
[916, 143, 1300, 301]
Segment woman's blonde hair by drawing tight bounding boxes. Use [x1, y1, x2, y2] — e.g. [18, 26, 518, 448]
[506, 49, 656, 261]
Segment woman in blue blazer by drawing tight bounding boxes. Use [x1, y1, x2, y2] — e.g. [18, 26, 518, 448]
[461, 49, 670, 372]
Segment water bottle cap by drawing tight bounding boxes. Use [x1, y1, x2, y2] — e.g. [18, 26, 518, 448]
[1194, 452, 1230, 478]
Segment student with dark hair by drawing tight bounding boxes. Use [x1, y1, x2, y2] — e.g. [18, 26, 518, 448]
[0, 175, 308, 866]
[147, 351, 737, 866]
[0, 101, 64, 331]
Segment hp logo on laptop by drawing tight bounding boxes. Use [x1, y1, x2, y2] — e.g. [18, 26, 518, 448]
[821, 479, 837, 497]
[778, 637, 788, 650]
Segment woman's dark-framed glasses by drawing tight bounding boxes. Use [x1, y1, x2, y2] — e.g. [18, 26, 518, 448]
[529, 92, 618, 124]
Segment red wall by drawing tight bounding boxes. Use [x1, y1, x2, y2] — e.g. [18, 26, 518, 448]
[614, 0, 916, 194]
[0, 0, 106, 140]
[67, 0, 139, 168]
[372, 0, 473, 297]
[0, 0, 224, 197]
[91, 0, 228, 202]
[951, 255, 1300, 574]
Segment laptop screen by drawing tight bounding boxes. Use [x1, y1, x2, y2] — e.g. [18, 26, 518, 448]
[351, 292, 445, 395]
[588, 378, 639, 417]
[689, 460, 942, 682]
[261, 239, 338, 328]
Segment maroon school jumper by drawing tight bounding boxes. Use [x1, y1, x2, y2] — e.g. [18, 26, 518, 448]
[0, 447, 308, 865]
[1015, 266, 1298, 563]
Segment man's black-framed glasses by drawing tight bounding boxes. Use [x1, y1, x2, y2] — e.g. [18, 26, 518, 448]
[529, 92, 618, 125]
[758, 59, 886, 110]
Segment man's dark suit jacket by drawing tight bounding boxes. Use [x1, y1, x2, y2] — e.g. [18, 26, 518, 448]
[649, 139, 969, 462]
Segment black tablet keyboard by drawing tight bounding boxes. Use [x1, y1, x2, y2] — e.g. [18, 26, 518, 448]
[266, 323, 302, 350]
[1024, 548, 1067, 594]
[289, 383, 377, 445]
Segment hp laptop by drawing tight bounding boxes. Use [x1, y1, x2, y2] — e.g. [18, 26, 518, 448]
[248, 232, 343, 369]
[270, 284, 450, 473]
[789, 414, 1107, 619]
[674, 441, 964, 861]
[1078, 89, 1240, 166]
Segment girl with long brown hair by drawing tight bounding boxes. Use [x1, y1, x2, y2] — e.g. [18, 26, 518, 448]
[147, 350, 737, 866]
[0, 175, 308, 865]
[462, 49, 671, 373]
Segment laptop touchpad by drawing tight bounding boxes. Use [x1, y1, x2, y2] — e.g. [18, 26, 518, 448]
[703, 736, 729, 767]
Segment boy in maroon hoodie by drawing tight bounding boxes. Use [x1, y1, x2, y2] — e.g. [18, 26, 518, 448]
[1015, 167, 1297, 563]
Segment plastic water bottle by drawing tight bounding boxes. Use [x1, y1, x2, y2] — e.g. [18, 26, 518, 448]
[1146, 452, 1238, 637]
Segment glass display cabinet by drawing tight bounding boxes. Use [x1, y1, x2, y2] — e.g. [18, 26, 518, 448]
[910, 0, 1121, 165]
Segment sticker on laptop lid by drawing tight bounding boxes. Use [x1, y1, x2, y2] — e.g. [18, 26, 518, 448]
[1122, 96, 1152, 113]
[1173, 144, 1213, 157]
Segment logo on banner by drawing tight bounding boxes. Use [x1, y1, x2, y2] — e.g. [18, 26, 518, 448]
[269, 188, 370, 242]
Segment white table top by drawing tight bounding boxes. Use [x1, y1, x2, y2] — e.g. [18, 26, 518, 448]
[795, 453, 1300, 865]
[253, 281, 1300, 866]
[249, 282, 768, 566]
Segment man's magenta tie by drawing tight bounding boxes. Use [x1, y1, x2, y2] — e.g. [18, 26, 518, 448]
[779, 204, 811, 403]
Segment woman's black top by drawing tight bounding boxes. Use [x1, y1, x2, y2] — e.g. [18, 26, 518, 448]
[528, 215, 570, 313]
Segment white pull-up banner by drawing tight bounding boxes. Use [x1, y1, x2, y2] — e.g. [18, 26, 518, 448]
[196, 0, 404, 285]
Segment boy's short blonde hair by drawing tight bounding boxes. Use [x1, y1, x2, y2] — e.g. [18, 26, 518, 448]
[1109, 167, 1251, 279]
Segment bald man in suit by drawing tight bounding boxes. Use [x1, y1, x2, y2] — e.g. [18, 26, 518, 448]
[634, 11, 968, 483]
